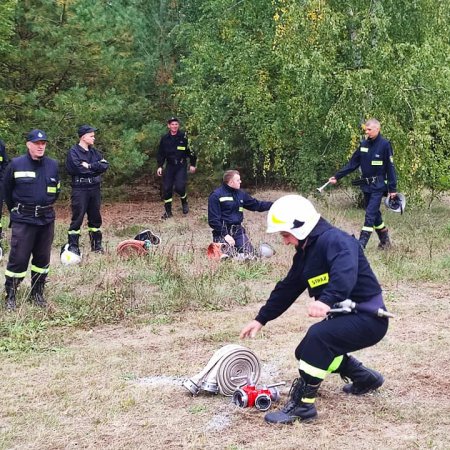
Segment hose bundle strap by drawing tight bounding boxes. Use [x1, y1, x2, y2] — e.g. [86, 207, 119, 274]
[183, 344, 261, 397]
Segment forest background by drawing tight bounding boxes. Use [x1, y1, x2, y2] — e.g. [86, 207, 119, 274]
[0, 0, 449, 199]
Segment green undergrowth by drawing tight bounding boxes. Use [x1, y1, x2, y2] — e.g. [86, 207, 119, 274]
[0, 194, 449, 353]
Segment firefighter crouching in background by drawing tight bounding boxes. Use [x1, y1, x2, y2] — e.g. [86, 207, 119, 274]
[65, 125, 109, 254]
[156, 117, 197, 219]
[240, 195, 388, 424]
[3, 130, 60, 311]
[328, 118, 398, 250]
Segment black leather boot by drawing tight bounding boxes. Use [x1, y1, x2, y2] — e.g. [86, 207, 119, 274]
[181, 197, 189, 215]
[68, 233, 81, 255]
[376, 227, 391, 249]
[161, 202, 173, 219]
[5, 276, 21, 311]
[89, 231, 104, 253]
[340, 355, 384, 395]
[264, 377, 320, 424]
[358, 230, 372, 249]
[31, 273, 47, 307]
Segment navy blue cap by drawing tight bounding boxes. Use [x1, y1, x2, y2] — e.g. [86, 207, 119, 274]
[78, 125, 98, 137]
[26, 129, 48, 142]
[167, 117, 179, 124]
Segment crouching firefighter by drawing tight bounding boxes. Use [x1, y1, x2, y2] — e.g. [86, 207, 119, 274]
[65, 125, 109, 254]
[240, 195, 389, 424]
[3, 129, 60, 310]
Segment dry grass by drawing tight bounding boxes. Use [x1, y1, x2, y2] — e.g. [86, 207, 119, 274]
[1, 190, 449, 449]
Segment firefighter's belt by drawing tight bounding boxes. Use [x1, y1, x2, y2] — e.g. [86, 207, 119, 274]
[351, 175, 385, 186]
[16, 203, 54, 217]
[167, 158, 186, 166]
[183, 344, 261, 397]
[72, 175, 101, 184]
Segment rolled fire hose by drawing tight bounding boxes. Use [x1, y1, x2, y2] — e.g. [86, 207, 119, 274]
[183, 344, 261, 397]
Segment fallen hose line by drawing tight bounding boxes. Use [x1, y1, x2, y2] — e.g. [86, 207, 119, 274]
[183, 344, 261, 397]
[116, 239, 149, 257]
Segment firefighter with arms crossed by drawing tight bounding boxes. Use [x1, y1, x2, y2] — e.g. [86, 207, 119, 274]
[328, 118, 398, 249]
[65, 125, 109, 254]
[240, 195, 389, 424]
[157, 117, 196, 219]
[3, 130, 60, 310]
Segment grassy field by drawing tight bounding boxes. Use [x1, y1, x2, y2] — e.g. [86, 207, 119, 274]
[0, 190, 449, 450]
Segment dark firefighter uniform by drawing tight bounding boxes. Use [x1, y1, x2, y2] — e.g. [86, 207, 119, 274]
[3, 130, 60, 310]
[334, 133, 397, 248]
[66, 126, 109, 253]
[0, 139, 10, 239]
[257, 218, 389, 423]
[157, 127, 196, 218]
[208, 183, 272, 254]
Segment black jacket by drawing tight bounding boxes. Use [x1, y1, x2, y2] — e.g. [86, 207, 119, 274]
[255, 218, 382, 325]
[3, 152, 60, 225]
[335, 134, 397, 193]
[157, 131, 196, 167]
[208, 183, 272, 238]
[0, 139, 9, 182]
[66, 144, 109, 187]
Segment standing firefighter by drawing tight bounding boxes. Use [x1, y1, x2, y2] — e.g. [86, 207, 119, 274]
[0, 139, 9, 244]
[65, 125, 109, 254]
[240, 195, 389, 424]
[328, 118, 398, 249]
[156, 117, 196, 219]
[3, 130, 60, 310]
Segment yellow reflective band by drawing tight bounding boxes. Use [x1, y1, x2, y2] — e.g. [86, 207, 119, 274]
[31, 265, 49, 274]
[181, 194, 187, 199]
[371, 160, 383, 166]
[301, 397, 316, 404]
[88, 227, 100, 232]
[0, 156, 3, 161]
[57, 182, 61, 189]
[362, 226, 373, 232]
[177, 146, 186, 150]
[219, 196, 233, 202]
[14, 171, 36, 178]
[299, 360, 328, 380]
[239, 207, 244, 212]
[68, 230, 81, 235]
[390, 156, 394, 163]
[327, 355, 344, 373]
[47, 187, 57, 193]
[5, 270, 27, 278]
[308, 273, 329, 288]
[270, 213, 287, 225]
[360, 147, 369, 153]
[164, 198, 173, 203]
[374, 223, 385, 230]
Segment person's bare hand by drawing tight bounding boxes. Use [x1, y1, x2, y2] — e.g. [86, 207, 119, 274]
[157, 167, 162, 177]
[189, 166, 196, 174]
[328, 176, 337, 185]
[240, 320, 263, 339]
[81, 162, 89, 169]
[224, 234, 235, 246]
[307, 300, 330, 318]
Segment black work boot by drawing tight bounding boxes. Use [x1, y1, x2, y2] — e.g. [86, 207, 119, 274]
[161, 202, 173, 220]
[181, 197, 189, 215]
[5, 277, 21, 311]
[67, 233, 81, 255]
[264, 377, 320, 424]
[376, 227, 391, 250]
[31, 273, 47, 308]
[340, 355, 384, 395]
[358, 230, 372, 249]
[89, 231, 104, 253]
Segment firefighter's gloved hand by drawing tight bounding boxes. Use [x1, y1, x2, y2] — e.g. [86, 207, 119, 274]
[224, 234, 235, 246]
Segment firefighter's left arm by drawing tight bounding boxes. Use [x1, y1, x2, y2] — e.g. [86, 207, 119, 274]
[385, 142, 397, 193]
[3, 162, 14, 211]
[242, 191, 272, 212]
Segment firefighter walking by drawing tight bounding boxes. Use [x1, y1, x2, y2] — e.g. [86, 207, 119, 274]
[3, 130, 60, 310]
[65, 125, 109, 254]
[157, 117, 197, 219]
[240, 195, 388, 424]
[328, 118, 398, 249]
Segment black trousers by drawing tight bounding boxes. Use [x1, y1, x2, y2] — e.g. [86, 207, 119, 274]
[6, 221, 55, 279]
[213, 224, 254, 254]
[162, 164, 188, 201]
[295, 311, 388, 383]
[363, 191, 385, 229]
[69, 186, 102, 231]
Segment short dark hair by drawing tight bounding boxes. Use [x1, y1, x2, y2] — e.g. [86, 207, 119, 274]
[223, 170, 240, 184]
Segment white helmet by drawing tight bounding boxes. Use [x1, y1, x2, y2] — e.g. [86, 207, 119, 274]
[266, 195, 321, 240]
[384, 193, 406, 214]
[60, 244, 82, 266]
[259, 243, 275, 258]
